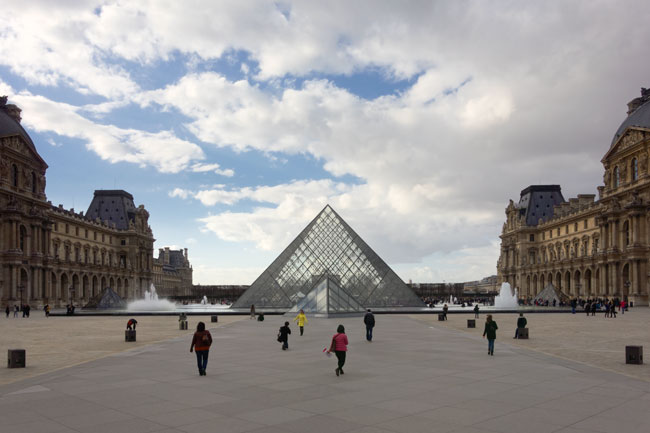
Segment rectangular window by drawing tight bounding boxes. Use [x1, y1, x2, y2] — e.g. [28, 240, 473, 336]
[85, 229, 88, 238]
[94, 232, 97, 241]
[557, 228, 560, 236]
[549, 230, 552, 239]
[65, 224, 69, 234]
[529, 234, 535, 242]
[584, 220, 588, 229]
[102, 234, 105, 242]
[121, 239, 126, 246]
[54, 223, 58, 232]
[565, 225, 569, 235]
[542, 232, 545, 241]
[574, 222, 578, 232]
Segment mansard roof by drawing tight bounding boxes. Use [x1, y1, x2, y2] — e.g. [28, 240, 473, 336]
[611, 88, 650, 147]
[0, 98, 47, 167]
[517, 185, 565, 226]
[85, 190, 137, 230]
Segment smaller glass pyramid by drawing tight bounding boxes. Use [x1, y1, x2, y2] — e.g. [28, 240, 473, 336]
[289, 275, 365, 314]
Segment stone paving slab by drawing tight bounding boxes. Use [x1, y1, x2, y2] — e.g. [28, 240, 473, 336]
[1, 314, 650, 433]
[412, 307, 650, 381]
[0, 314, 244, 385]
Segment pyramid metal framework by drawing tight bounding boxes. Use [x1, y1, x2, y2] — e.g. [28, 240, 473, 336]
[234, 205, 424, 311]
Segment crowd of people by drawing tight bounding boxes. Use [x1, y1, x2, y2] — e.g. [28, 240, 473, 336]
[4, 304, 32, 318]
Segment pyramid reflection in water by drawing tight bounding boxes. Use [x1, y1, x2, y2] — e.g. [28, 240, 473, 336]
[233, 205, 424, 313]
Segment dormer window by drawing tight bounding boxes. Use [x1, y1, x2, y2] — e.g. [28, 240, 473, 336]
[632, 158, 638, 181]
[614, 166, 620, 187]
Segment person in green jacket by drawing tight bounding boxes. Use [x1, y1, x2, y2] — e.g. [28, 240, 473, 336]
[482, 314, 498, 355]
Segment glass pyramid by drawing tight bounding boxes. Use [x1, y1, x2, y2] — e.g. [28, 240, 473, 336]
[289, 275, 365, 314]
[233, 205, 424, 310]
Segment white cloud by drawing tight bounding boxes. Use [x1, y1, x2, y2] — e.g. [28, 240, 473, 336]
[190, 163, 235, 177]
[169, 188, 191, 199]
[12, 92, 207, 174]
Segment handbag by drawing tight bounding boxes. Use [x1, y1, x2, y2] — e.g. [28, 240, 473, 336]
[277, 331, 283, 343]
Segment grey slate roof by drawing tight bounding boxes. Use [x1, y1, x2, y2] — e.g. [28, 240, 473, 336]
[0, 103, 46, 166]
[85, 190, 137, 230]
[611, 96, 650, 146]
[517, 185, 565, 226]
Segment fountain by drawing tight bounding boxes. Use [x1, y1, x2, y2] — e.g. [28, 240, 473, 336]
[200, 296, 208, 305]
[127, 284, 177, 311]
[494, 282, 519, 309]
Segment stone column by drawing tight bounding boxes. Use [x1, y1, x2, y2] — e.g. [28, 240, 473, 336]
[631, 260, 639, 295]
[10, 220, 17, 250]
[10, 266, 17, 300]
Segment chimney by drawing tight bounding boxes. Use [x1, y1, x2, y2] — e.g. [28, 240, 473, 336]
[0, 96, 22, 123]
[626, 87, 650, 116]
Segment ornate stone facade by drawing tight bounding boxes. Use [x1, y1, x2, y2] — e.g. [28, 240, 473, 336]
[152, 247, 193, 297]
[0, 98, 154, 308]
[498, 89, 650, 306]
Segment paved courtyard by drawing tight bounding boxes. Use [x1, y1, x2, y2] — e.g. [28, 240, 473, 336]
[1, 312, 649, 433]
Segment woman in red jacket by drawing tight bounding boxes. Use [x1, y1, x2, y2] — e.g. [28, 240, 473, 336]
[327, 324, 348, 376]
[190, 322, 212, 376]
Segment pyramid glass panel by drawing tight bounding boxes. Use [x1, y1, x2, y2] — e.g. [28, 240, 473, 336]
[233, 205, 424, 310]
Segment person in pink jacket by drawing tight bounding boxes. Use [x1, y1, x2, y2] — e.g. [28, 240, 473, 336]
[327, 324, 348, 376]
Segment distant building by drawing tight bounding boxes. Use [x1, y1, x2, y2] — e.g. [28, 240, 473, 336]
[463, 275, 499, 294]
[153, 247, 193, 297]
[0, 97, 155, 307]
[498, 88, 650, 306]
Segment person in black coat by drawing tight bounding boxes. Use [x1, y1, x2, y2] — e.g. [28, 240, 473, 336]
[364, 309, 375, 341]
[278, 321, 291, 350]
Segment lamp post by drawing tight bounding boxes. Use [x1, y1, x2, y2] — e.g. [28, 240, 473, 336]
[624, 280, 630, 298]
[17, 285, 24, 309]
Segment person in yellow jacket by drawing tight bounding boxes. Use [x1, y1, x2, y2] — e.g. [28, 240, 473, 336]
[293, 309, 308, 336]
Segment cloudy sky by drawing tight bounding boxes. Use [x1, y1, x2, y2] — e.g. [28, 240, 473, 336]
[2, 1, 649, 285]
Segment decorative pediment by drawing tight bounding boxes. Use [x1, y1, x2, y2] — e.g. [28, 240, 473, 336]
[603, 128, 648, 163]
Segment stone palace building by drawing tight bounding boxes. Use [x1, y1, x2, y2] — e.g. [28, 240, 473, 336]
[498, 88, 650, 306]
[0, 97, 155, 308]
[153, 247, 193, 298]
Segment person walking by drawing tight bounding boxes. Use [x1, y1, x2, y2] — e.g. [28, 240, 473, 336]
[364, 309, 375, 341]
[190, 322, 212, 376]
[44, 304, 50, 317]
[13, 305, 18, 318]
[5, 305, 9, 318]
[278, 321, 291, 350]
[620, 299, 626, 315]
[514, 313, 527, 338]
[604, 301, 610, 318]
[293, 309, 308, 336]
[327, 324, 349, 376]
[473, 304, 479, 318]
[442, 303, 448, 320]
[610, 300, 617, 318]
[250, 304, 256, 319]
[483, 315, 498, 355]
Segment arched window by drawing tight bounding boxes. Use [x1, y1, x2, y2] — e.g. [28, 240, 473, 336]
[632, 158, 638, 181]
[614, 166, 620, 187]
[12, 164, 18, 187]
[31, 171, 37, 193]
